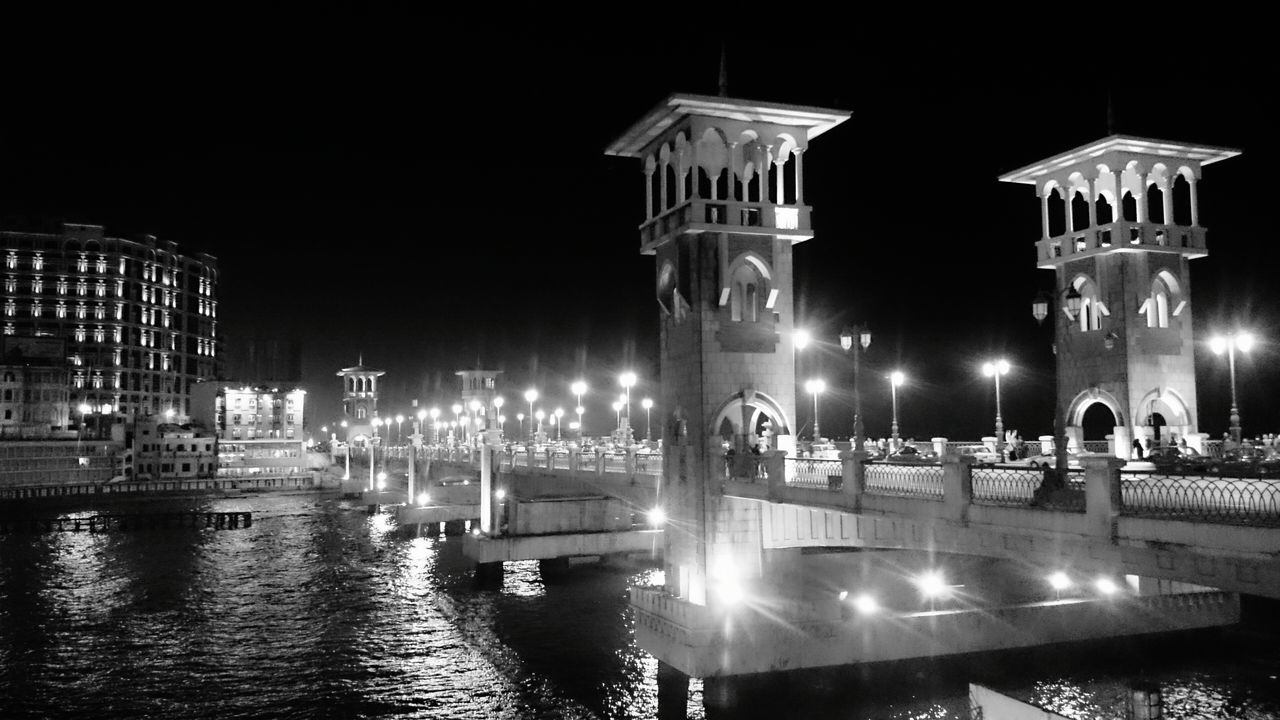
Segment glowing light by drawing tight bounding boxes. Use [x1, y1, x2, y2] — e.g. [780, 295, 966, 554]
[838, 590, 849, 601]
[495, 489, 506, 500]
[619, 372, 637, 389]
[1095, 577, 1118, 595]
[1048, 572, 1073, 591]
[916, 571, 949, 599]
[793, 328, 811, 350]
[164, 408, 175, 419]
[493, 396, 505, 409]
[852, 594, 879, 615]
[77, 403, 92, 415]
[804, 378, 826, 395]
[717, 580, 744, 605]
[571, 380, 587, 397]
[890, 371, 906, 387]
[471, 528, 480, 536]
[642, 398, 653, 410]
[468, 400, 481, 413]
[647, 507, 666, 526]
[982, 359, 1011, 377]
[524, 388, 538, 404]
[416, 409, 426, 422]
[1237, 333, 1256, 352]
[417, 492, 430, 505]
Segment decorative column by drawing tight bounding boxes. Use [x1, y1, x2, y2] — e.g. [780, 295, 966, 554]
[689, 141, 700, 200]
[728, 142, 740, 201]
[1188, 176, 1200, 226]
[676, 151, 686, 204]
[1088, 177, 1099, 228]
[1136, 172, 1149, 223]
[1161, 179, 1173, 226]
[775, 157, 785, 204]
[644, 165, 654, 220]
[1040, 191, 1051, 239]
[794, 148, 805, 204]
[660, 159, 669, 211]
[1113, 169, 1124, 221]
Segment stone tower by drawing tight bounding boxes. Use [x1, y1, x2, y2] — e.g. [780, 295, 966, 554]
[607, 94, 848, 606]
[336, 356, 385, 445]
[999, 136, 1239, 456]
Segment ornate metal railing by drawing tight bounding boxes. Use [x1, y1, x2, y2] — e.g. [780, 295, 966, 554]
[864, 463, 943, 500]
[971, 466, 1085, 512]
[1119, 472, 1280, 526]
[1082, 440, 1111, 453]
[784, 457, 842, 489]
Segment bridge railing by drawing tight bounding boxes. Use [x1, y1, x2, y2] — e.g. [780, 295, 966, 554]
[971, 466, 1085, 512]
[1119, 471, 1280, 527]
[863, 462, 944, 500]
[784, 457, 842, 489]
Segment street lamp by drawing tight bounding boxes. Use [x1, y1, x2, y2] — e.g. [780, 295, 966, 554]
[498, 415, 506, 437]
[451, 403, 462, 442]
[575, 405, 585, 439]
[793, 328, 811, 351]
[1210, 332, 1256, 444]
[571, 380, 587, 431]
[804, 379, 826, 441]
[395, 413, 404, 446]
[370, 417, 383, 490]
[429, 407, 440, 444]
[516, 412, 525, 440]
[619, 372, 637, 438]
[493, 396, 504, 431]
[554, 408, 564, 441]
[1033, 286, 1083, 475]
[534, 409, 545, 442]
[840, 325, 873, 450]
[524, 389, 538, 441]
[415, 409, 426, 443]
[889, 371, 905, 444]
[641, 398, 654, 441]
[612, 400, 623, 430]
[982, 359, 1011, 460]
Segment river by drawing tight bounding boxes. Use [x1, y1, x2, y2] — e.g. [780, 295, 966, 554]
[2, 492, 1278, 719]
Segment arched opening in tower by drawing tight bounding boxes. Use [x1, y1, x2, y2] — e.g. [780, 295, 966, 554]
[1081, 402, 1118, 441]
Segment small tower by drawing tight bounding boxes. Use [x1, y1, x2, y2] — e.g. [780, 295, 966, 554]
[456, 369, 502, 431]
[336, 356, 385, 445]
[999, 135, 1239, 454]
[608, 94, 848, 606]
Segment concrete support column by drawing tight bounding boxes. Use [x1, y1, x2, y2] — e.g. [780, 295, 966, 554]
[544, 447, 554, 471]
[596, 447, 606, 476]
[568, 447, 580, 477]
[1112, 425, 1132, 461]
[1161, 181, 1174, 226]
[625, 446, 637, 476]
[676, 154, 686, 204]
[727, 142, 739, 201]
[762, 450, 786, 494]
[1189, 177, 1200, 226]
[840, 450, 866, 508]
[794, 148, 805, 204]
[931, 436, 948, 458]
[1136, 173, 1149, 223]
[775, 159, 785, 204]
[660, 160, 669, 210]
[656, 662, 689, 720]
[1083, 455, 1124, 539]
[942, 455, 975, 521]
[689, 143, 699, 200]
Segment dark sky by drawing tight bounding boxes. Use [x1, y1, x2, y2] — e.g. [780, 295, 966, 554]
[1, 25, 1275, 441]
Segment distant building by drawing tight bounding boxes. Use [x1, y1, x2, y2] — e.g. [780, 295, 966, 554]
[225, 333, 302, 387]
[0, 440, 122, 488]
[1, 335, 71, 439]
[337, 358, 384, 446]
[456, 369, 502, 433]
[0, 222, 220, 427]
[189, 381, 311, 481]
[131, 420, 217, 481]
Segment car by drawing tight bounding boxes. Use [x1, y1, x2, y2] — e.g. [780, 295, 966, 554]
[886, 445, 938, 464]
[1147, 446, 1211, 474]
[1207, 445, 1280, 477]
[1004, 449, 1081, 469]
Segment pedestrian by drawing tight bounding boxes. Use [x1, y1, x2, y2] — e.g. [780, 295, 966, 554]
[1131, 437, 1145, 460]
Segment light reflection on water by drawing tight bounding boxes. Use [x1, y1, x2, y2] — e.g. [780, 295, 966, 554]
[1, 493, 1278, 719]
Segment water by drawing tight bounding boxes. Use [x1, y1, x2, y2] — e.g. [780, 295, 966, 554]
[1, 492, 1278, 719]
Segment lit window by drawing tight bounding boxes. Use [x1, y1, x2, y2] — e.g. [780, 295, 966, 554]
[56, 303, 66, 319]
[115, 280, 124, 297]
[96, 257, 106, 274]
[77, 255, 88, 272]
[3, 324, 13, 335]
[5, 302, 16, 317]
[31, 302, 41, 317]
[77, 280, 87, 296]
[4, 277, 14, 293]
[71, 354, 82, 366]
[118, 259, 126, 274]
[73, 373, 85, 389]
[32, 254, 43, 271]
[96, 282, 105, 297]
[31, 278, 42, 294]
[114, 303, 123, 320]
[92, 373, 103, 389]
[162, 312, 170, 328]
[76, 304, 86, 320]
[112, 327, 121, 343]
[113, 350, 122, 365]
[95, 304, 105, 320]
[94, 327, 104, 343]
[113, 373, 121, 389]
[57, 278, 68, 294]
[4, 253, 15, 269]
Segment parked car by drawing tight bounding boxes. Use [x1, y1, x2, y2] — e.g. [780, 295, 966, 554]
[1147, 446, 1211, 474]
[1004, 450, 1080, 469]
[1208, 445, 1280, 477]
[886, 445, 938, 464]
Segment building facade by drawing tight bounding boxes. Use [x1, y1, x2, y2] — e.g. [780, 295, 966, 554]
[189, 381, 310, 480]
[131, 420, 217, 481]
[337, 359, 384, 445]
[1, 336, 71, 439]
[999, 136, 1241, 456]
[0, 222, 220, 428]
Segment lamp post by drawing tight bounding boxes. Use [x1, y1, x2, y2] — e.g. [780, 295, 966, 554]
[804, 379, 826, 441]
[534, 409, 545, 443]
[619, 372, 637, 441]
[498, 414, 506, 438]
[429, 408, 440, 444]
[516, 412, 525, 441]
[982, 359, 1011, 460]
[554, 408, 564, 441]
[492, 396, 504, 432]
[370, 417, 382, 491]
[451, 404, 462, 444]
[524, 389, 538, 442]
[612, 400, 623, 431]
[395, 413, 404, 447]
[1033, 287, 1083, 475]
[1210, 332, 1256, 444]
[571, 380, 587, 435]
[889, 371, 905, 444]
[840, 325, 873, 451]
[415, 409, 426, 442]
[641, 398, 653, 441]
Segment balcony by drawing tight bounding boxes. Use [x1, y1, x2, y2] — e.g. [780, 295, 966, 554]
[1035, 222, 1206, 268]
[638, 199, 813, 254]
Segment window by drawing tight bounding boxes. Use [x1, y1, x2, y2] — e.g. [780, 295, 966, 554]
[4, 277, 14, 293]
[4, 253, 15, 269]
[74, 326, 86, 342]
[233, 414, 241, 425]
[77, 280, 87, 296]
[729, 261, 765, 323]
[31, 278, 42, 294]
[31, 302, 41, 318]
[56, 303, 66, 319]
[57, 278, 68, 294]
[96, 257, 106, 274]
[32, 254, 43, 271]
[356, 407, 366, 419]
[77, 255, 88, 272]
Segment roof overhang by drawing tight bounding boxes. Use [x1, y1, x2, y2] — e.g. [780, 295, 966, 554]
[998, 135, 1241, 185]
[606, 93, 851, 158]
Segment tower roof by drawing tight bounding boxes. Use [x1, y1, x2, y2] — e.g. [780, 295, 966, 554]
[998, 134, 1241, 185]
[336, 364, 385, 377]
[605, 93, 851, 158]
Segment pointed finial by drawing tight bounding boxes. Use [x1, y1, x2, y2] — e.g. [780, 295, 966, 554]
[358, 351, 364, 366]
[718, 42, 728, 98]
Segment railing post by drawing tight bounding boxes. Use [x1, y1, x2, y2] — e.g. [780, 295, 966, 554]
[544, 448, 554, 472]
[841, 450, 866, 510]
[763, 450, 786, 496]
[568, 447, 580, 478]
[625, 446, 637, 477]
[931, 437, 948, 458]
[595, 447, 606, 476]
[1083, 455, 1125, 540]
[526, 445, 536, 469]
[943, 455, 975, 521]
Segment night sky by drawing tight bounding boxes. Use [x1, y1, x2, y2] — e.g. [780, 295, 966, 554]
[1, 27, 1275, 441]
